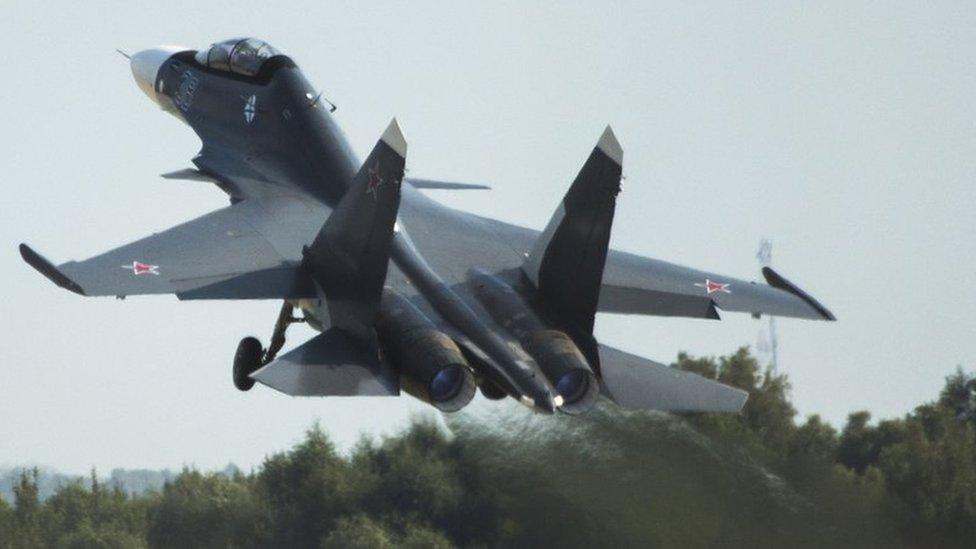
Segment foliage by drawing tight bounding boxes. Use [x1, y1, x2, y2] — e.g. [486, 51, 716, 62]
[0, 496, 13, 549]
[0, 349, 973, 547]
[257, 423, 359, 547]
[147, 469, 261, 548]
[674, 348, 976, 545]
[318, 514, 395, 548]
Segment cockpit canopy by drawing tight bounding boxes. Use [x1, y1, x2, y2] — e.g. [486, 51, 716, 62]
[194, 38, 282, 77]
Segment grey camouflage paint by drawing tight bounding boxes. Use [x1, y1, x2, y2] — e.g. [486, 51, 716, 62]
[20, 40, 834, 415]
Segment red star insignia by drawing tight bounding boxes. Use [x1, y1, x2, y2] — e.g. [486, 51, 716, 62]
[695, 279, 730, 294]
[122, 261, 159, 276]
[366, 162, 384, 200]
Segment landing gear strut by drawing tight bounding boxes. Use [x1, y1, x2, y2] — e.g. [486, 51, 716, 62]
[233, 301, 305, 391]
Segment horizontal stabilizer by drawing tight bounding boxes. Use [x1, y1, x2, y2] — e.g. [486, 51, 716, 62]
[406, 178, 490, 191]
[599, 344, 747, 413]
[251, 328, 399, 396]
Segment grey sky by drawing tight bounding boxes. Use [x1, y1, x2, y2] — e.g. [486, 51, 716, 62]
[1, 1, 973, 474]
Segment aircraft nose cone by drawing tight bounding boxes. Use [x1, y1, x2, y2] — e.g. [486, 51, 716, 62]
[129, 46, 187, 103]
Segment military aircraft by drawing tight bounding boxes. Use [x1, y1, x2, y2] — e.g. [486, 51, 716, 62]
[19, 38, 835, 415]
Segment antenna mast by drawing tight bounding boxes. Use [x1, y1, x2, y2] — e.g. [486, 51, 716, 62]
[756, 239, 779, 372]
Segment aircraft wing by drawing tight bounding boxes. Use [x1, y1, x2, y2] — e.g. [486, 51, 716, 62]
[597, 249, 835, 321]
[20, 196, 325, 300]
[598, 344, 748, 413]
[472, 215, 834, 321]
[393, 128, 832, 324]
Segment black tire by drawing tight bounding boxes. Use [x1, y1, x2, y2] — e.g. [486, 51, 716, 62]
[233, 337, 263, 391]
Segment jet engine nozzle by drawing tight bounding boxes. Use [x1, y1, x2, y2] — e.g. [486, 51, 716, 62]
[520, 329, 599, 415]
[469, 270, 599, 414]
[130, 46, 189, 105]
[377, 291, 476, 412]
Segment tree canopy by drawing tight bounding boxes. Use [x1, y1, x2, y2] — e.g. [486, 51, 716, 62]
[1, 348, 973, 548]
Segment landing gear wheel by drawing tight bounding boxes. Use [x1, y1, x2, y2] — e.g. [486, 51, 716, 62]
[233, 336, 263, 391]
[234, 302, 304, 392]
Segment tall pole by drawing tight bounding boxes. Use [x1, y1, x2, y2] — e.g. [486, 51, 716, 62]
[756, 239, 779, 373]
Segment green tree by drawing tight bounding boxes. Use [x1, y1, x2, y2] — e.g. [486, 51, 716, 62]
[0, 348, 972, 548]
[724, 349, 797, 452]
[42, 469, 147, 546]
[676, 348, 799, 456]
[789, 414, 838, 462]
[147, 469, 262, 548]
[938, 367, 976, 424]
[11, 468, 41, 547]
[55, 521, 146, 549]
[353, 419, 463, 532]
[258, 424, 358, 548]
[878, 405, 976, 540]
[399, 525, 454, 548]
[319, 515, 394, 549]
[0, 497, 14, 549]
[837, 411, 905, 474]
[675, 351, 718, 379]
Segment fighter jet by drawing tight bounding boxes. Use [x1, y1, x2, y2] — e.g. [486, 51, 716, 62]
[19, 38, 835, 415]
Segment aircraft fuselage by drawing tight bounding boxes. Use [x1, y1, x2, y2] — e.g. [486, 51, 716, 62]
[136, 45, 558, 411]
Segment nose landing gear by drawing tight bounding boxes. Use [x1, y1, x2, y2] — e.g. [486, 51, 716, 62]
[233, 301, 305, 391]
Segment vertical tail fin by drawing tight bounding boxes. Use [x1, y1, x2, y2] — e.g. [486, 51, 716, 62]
[522, 126, 623, 335]
[303, 118, 407, 340]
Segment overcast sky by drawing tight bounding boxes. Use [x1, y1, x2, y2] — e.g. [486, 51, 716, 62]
[1, 1, 973, 474]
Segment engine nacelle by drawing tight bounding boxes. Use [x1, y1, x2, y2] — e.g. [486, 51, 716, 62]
[377, 291, 476, 412]
[469, 270, 599, 414]
[519, 329, 599, 414]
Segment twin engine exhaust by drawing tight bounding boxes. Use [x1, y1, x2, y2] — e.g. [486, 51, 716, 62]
[470, 271, 599, 414]
[374, 277, 601, 415]
[376, 291, 476, 412]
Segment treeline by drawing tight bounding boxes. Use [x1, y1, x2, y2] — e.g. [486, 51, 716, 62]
[0, 468, 183, 503]
[1, 348, 974, 547]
